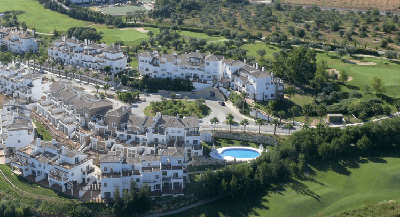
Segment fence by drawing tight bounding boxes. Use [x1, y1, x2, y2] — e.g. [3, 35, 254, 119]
[212, 131, 278, 146]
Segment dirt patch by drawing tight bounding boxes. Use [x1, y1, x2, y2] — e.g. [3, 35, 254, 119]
[328, 69, 353, 82]
[120, 27, 149, 33]
[310, 119, 321, 126]
[343, 59, 376, 66]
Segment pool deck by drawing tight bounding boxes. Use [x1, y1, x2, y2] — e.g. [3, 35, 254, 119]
[210, 146, 264, 162]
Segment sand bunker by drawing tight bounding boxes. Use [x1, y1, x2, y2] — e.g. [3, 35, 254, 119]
[344, 59, 377, 66]
[120, 27, 149, 33]
[328, 69, 353, 82]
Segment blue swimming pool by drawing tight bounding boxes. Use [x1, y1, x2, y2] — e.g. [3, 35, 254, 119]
[220, 148, 260, 159]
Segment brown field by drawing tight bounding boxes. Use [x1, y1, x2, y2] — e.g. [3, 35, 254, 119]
[282, 0, 400, 11]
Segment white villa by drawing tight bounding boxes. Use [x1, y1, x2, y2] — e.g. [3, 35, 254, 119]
[100, 146, 188, 198]
[0, 68, 51, 102]
[0, 28, 38, 54]
[48, 36, 127, 73]
[11, 139, 95, 197]
[138, 51, 284, 101]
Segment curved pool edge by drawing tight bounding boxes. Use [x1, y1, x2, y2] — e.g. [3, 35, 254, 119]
[210, 146, 264, 162]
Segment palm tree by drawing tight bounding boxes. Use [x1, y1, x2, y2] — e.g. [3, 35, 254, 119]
[288, 106, 298, 124]
[317, 104, 327, 124]
[272, 119, 280, 135]
[84, 68, 90, 83]
[240, 119, 249, 133]
[253, 104, 261, 118]
[114, 77, 120, 90]
[104, 77, 110, 87]
[95, 84, 100, 94]
[302, 104, 313, 124]
[78, 71, 83, 82]
[210, 117, 220, 132]
[50, 61, 56, 74]
[255, 118, 264, 134]
[71, 67, 76, 79]
[57, 66, 62, 77]
[92, 73, 99, 84]
[128, 80, 133, 90]
[285, 123, 294, 134]
[264, 104, 272, 122]
[240, 91, 246, 111]
[277, 110, 285, 124]
[103, 84, 109, 95]
[64, 69, 69, 79]
[225, 113, 235, 132]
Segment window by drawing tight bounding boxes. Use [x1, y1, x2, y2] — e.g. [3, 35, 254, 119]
[195, 152, 199, 156]
[186, 140, 189, 144]
[271, 94, 275, 98]
[162, 171, 167, 176]
[39, 164, 41, 167]
[71, 173, 74, 177]
[154, 138, 158, 142]
[136, 178, 140, 182]
[177, 130, 181, 133]
[18, 140, 20, 143]
[193, 140, 198, 145]
[104, 167, 108, 172]
[178, 160, 182, 164]
[104, 183, 107, 187]
[265, 87, 269, 89]
[112, 123, 116, 128]
[173, 173, 178, 178]
[43, 165, 45, 169]
[155, 175, 159, 179]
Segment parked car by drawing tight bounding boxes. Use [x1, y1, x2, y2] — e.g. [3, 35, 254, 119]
[218, 101, 225, 106]
[175, 94, 182, 99]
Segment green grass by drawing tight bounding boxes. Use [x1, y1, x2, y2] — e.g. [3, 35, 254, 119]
[33, 119, 52, 141]
[144, 100, 211, 118]
[0, 0, 90, 34]
[101, 5, 146, 15]
[0, 165, 72, 199]
[169, 151, 400, 217]
[177, 31, 225, 42]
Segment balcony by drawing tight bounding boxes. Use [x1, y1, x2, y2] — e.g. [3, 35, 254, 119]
[186, 132, 200, 137]
[102, 172, 121, 179]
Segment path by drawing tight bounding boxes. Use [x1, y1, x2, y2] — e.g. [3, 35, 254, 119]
[141, 197, 219, 217]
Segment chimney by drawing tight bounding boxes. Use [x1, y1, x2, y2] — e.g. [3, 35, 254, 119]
[256, 63, 258, 69]
[36, 138, 41, 147]
[262, 67, 265, 71]
[52, 139, 57, 145]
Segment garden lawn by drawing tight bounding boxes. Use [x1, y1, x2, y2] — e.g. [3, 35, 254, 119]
[34, 119, 52, 141]
[0, 165, 71, 199]
[0, 0, 89, 33]
[144, 100, 211, 118]
[97, 26, 159, 46]
[168, 152, 400, 217]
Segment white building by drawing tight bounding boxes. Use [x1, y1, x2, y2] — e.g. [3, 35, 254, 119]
[0, 27, 38, 54]
[11, 139, 95, 197]
[138, 51, 284, 101]
[48, 36, 127, 73]
[0, 67, 50, 102]
[100, 146, 188, 199]
[36, 81, 113, 139]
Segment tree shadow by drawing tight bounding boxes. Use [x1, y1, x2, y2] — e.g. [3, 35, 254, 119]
[344, 84, 360, 90]
[286, 179, 321, 203]
[330, 56, 339, 59]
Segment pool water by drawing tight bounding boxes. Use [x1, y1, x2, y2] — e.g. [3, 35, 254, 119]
[220, 149, 260, 159]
